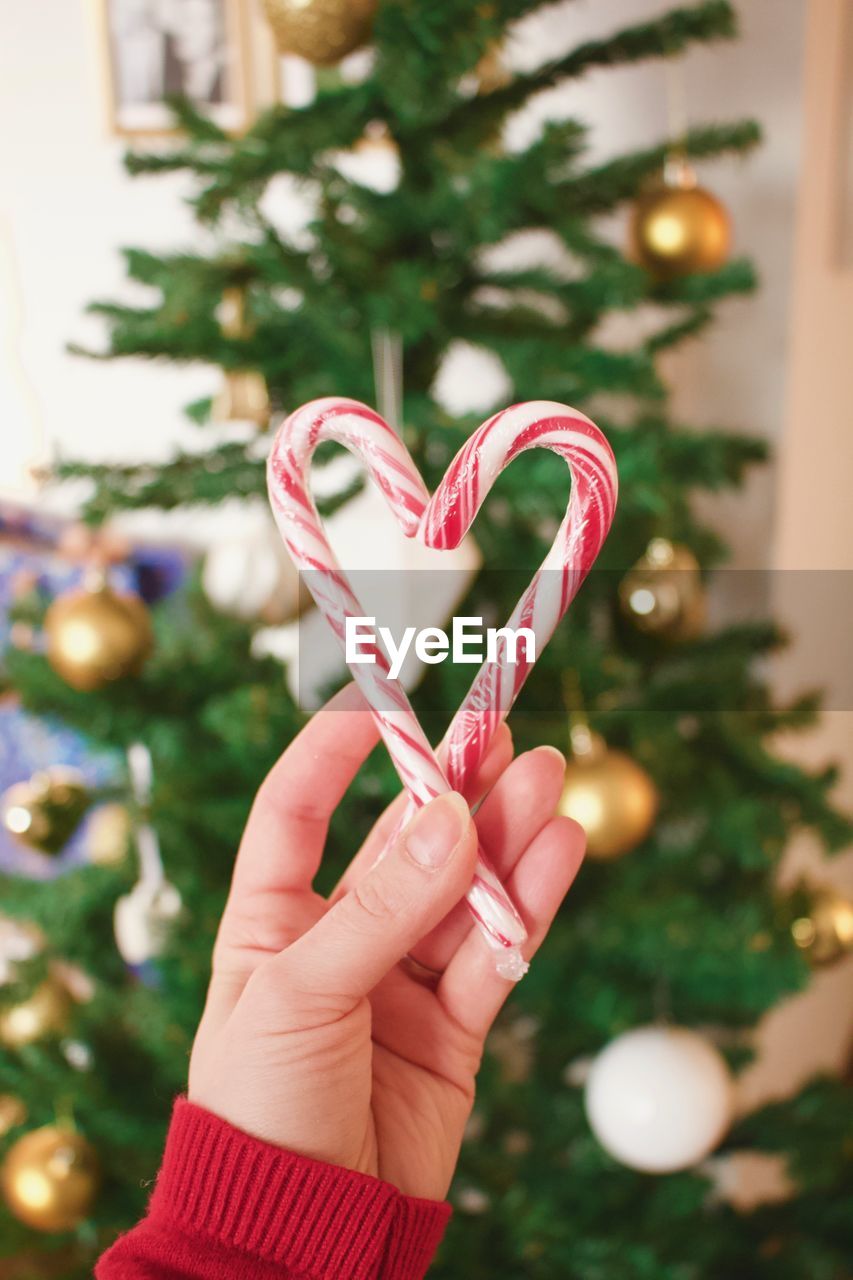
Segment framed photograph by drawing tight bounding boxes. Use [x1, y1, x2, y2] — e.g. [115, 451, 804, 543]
[97, 0, 272, 137]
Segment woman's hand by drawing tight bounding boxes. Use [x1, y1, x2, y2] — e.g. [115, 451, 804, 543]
[188, 684, 584, 1202]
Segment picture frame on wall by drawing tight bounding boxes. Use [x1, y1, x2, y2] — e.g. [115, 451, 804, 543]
[97, 0, 273, 137]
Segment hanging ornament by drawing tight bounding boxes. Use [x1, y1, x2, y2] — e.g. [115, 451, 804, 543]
[0, 1094, 26, 1136]
[629, 60, 731, 281]
[791, 890, 853, 966]
[1, 768, 90, 856]
[475, 41, 510, 95]
[1, 1125, 99, 1233]
[455, 1185, 491, 1215]
[0, 917, 44, 986]
[114, 879, 183, 967]
[45, 573, 153, 692]
[341, 122, 401, 194]
[353, 120, 399, 160]
[114, 744, 182, 967]
[212, 371, 271, 427]
[51, 960, 95, 1006]
[61, 1038, 95, 1072]
[86, 803, 132, 866]
[618, 537, 705, 641]
[202, 506, 307, 625]
[0, 977, 71, 1049]
[584, 1025, 734, 1173]
[213, 286, 271, 427]
[629, 156, 731, 279]
[558, 719, 658, 860]
[261, 0, 376, 65]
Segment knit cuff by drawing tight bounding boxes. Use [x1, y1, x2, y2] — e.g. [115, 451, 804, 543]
[148, 1098, 451, 1280]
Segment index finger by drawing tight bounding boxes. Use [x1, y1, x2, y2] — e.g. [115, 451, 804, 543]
[217, 684, 379, 961]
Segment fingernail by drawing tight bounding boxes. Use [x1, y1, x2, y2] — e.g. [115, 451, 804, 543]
[536, 745, 566, 768]
[406, 793, 469, 869]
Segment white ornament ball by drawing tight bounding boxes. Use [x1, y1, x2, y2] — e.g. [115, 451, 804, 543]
[202, 514, 303, 625]
[114, 880, 182, 966]
[584, 1026, 734, 1173]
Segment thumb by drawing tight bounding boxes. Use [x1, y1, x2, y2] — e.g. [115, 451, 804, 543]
[280, 792, 476, 1001]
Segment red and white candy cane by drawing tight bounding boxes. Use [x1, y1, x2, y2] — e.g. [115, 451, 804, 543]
[267, 398, 617, 981]
[426, 402, 617, 790]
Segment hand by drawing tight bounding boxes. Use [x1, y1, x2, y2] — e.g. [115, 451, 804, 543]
[188, 684, 584, 1201]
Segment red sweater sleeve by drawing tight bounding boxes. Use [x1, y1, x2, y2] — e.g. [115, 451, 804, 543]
[96, 1098, 451, 1280]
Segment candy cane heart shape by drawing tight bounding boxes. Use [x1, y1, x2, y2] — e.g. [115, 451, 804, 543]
[267, 397, 618, 981]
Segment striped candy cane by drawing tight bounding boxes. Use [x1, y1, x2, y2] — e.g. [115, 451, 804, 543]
[267, 398, 617, 980]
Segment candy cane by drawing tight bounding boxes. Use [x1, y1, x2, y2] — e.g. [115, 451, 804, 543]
[267, 398, 617, 980]
[426, 402, 617, 791]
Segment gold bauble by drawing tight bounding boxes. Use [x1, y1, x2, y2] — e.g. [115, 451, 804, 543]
[1, 768, 90, 856]
[1, 1126, 99, 1233]
[0, 1095, 27, 1137]
[261, 0, 376, 64]
[619, 538, 705, 641]
[0, 978, 71, 1049]
[792, 891, 853, 966]
[630, 177, 731, 278]
[45, 581, 153, 692]
[558, 731, 658, 860]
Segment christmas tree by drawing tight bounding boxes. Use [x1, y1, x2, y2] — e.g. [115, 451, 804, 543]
[2, 1, 852, 1275]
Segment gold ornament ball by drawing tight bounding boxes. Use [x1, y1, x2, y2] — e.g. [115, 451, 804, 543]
[45, 582, 153, 692]
[0, 978, 71, 1049]
[619, 538, 705, 641]
[1, 768, 90, 856]
[1, 1126, 99, 1233]
[262, 0, 376, 64]
[792, 891, 853, 966]
[558, 737, 658, 860]
[630, 183, 731, 278]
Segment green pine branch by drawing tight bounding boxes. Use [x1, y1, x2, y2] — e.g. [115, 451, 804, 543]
[440, 1, 738, 143]
[563, 120, 761, 216]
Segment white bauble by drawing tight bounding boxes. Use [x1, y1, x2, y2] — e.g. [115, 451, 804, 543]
[113, 880, 182, 966]
[584, 1026, 734, 1174]
[202, 510, 303, 625]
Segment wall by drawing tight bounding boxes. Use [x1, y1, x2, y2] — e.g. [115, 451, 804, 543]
[0, 0, 214, 479]
[739, 0, 853, 1110]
